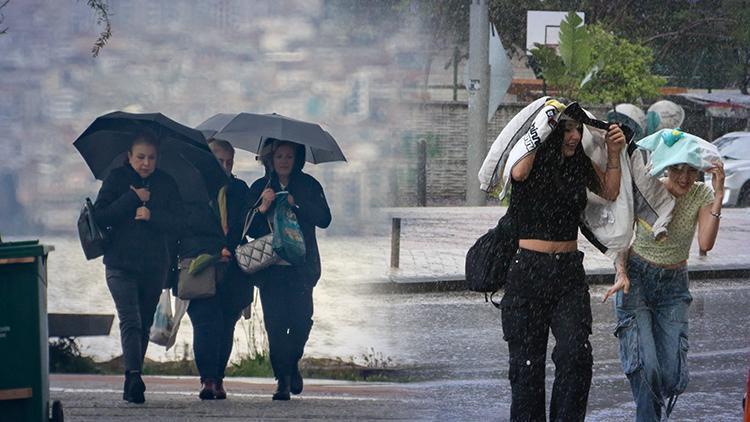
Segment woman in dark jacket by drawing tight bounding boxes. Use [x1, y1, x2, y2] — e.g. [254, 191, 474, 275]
[247, 138, 331, 401]
[181, 139, 254, 400]
[93, 133, 183, 404]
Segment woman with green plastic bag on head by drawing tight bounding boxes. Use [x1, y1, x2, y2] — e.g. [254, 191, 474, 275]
[603, 129, 726, 421]
[245, 138, 331, 401]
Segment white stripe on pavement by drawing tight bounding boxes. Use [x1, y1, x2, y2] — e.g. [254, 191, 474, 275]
[49, 387, 414, 403]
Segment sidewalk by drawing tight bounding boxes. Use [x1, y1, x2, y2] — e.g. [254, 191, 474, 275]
[49, 374, 436, 421]
[375, 206, 750, 291]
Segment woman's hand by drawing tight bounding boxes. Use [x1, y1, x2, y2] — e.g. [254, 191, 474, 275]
[706, 161, 726, 198]
[287, 194, 295, 207]
[219, 247, 231, 263]
[605, 124, 626, 155]
[258, 188, 275, 214]
[130, 186, 150, 202]
[134, 206, 151, 221]
[602, 271, 630, 302]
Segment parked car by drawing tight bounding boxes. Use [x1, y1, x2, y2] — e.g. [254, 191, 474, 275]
[707, 131, 750, 207]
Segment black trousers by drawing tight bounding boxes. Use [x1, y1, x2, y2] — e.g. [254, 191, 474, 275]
[259, 266, 314, 379]
[105, 267, 163, 372]
[187, 276, 244, 382]
[500, 249, 593, 422]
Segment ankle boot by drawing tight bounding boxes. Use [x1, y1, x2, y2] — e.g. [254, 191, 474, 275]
[199, 379, 217, 400]
[214, 379, 227, 400]
[124, 371, 145, 404]
[272, 376, 291, 401]
[290, 364, 303, 395]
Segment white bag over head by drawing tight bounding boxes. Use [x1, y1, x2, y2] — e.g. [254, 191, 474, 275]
[478, 97, 566, 197]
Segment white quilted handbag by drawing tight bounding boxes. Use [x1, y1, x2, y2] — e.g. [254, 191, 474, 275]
[235, 208, 285, 274]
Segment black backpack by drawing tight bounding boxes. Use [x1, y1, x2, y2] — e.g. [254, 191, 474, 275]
[77, 197, 108, 260]
[465, 209, 518, 306]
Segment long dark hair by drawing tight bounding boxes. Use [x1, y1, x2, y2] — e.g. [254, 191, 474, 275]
[536, 122, 600, 195]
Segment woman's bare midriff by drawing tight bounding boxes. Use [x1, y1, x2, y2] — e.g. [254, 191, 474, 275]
[519, 239, 578, 253]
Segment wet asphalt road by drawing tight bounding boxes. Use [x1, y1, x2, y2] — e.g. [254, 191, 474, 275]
[48, 279, 748, 421]
[371, 278, 750, 421]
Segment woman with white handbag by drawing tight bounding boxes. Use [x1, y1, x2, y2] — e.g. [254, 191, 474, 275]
[245, 138, 331, 401]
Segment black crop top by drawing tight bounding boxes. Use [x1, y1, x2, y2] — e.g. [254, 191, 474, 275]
[509, 146, 599, 241]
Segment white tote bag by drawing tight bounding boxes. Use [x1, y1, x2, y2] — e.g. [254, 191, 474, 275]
[150, 290, 189, 350]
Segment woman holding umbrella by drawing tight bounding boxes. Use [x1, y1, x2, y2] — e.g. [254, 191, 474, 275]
[93, 132, 184, 404]
[246, 138, 331, 401]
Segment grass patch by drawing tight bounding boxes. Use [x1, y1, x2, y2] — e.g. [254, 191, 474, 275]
[225, 351, 274, 378]
[49, 339, 421, 382]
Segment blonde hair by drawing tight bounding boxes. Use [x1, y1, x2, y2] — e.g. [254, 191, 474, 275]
[208, 138, 235, 157]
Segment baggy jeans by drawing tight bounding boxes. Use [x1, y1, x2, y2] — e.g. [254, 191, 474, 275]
[106, 267, 163, 372]
[259, 266, 314, 379]
[500, 248, 593, 422]
[614, 254, 691, 421]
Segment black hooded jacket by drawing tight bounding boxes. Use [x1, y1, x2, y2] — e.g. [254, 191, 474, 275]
[93, 164, 184, 276]
[178, 175, 255, 309]
[246, 148, 331, 288]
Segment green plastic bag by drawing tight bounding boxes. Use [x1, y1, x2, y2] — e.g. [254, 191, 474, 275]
[272, 191, 306, 265]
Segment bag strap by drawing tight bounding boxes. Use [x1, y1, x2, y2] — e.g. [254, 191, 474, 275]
[240, 179, 273, 240]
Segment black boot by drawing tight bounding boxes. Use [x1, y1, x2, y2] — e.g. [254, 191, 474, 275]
[199, 379, 217, 400]
[272, 376, 291, 401]
[290, 364, 303, 395]
[124, 371, 145, 404]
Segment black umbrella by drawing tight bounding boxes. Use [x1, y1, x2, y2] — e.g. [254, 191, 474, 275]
[74, 111, 228, 202]
[196, 112, 346, 163]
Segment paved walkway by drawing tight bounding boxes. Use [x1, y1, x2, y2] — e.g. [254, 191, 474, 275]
[376, 206, 750, 289]
[50, 374, 436, 421]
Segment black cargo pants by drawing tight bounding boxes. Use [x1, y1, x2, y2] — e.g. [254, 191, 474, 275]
[500, 248, 593, 422]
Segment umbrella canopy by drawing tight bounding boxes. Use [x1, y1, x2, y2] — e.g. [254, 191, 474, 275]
[74, 111, 228, 202]
[196, 112, 346, 164]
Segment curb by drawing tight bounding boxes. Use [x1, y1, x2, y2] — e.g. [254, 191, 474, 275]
[372, 266, 750, 294]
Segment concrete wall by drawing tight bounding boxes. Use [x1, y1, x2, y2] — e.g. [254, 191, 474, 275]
[393, 101, 610, 206]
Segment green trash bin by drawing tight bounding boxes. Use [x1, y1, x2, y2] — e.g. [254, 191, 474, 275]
[0, 240, 61, 422]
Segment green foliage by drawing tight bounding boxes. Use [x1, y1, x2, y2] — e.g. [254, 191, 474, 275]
[530, 14, 664, 103]
[579, 25, 665, 104]
[529, 11, 593, 99]
[558, 12, 592, 77]
[226, 351, 275, 378]
[489, 0, 750, 90]
[49, 338, 100, 374]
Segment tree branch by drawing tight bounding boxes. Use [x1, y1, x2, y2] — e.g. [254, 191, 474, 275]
[643, 17, 733, 44]
[0, 0, 10, 35]
[84, 0, 111, 57]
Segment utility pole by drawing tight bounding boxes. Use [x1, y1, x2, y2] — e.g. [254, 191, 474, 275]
[466, 0, 489, 206]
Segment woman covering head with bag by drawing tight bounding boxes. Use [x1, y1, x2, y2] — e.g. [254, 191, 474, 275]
[502, 109, 626, 421]
[602, 129, 726, 420]
[93, 132, 184, 404]
[245, 138, 331, 401]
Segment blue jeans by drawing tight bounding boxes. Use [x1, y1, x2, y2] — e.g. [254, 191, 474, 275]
[614, 254, 692, 421]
